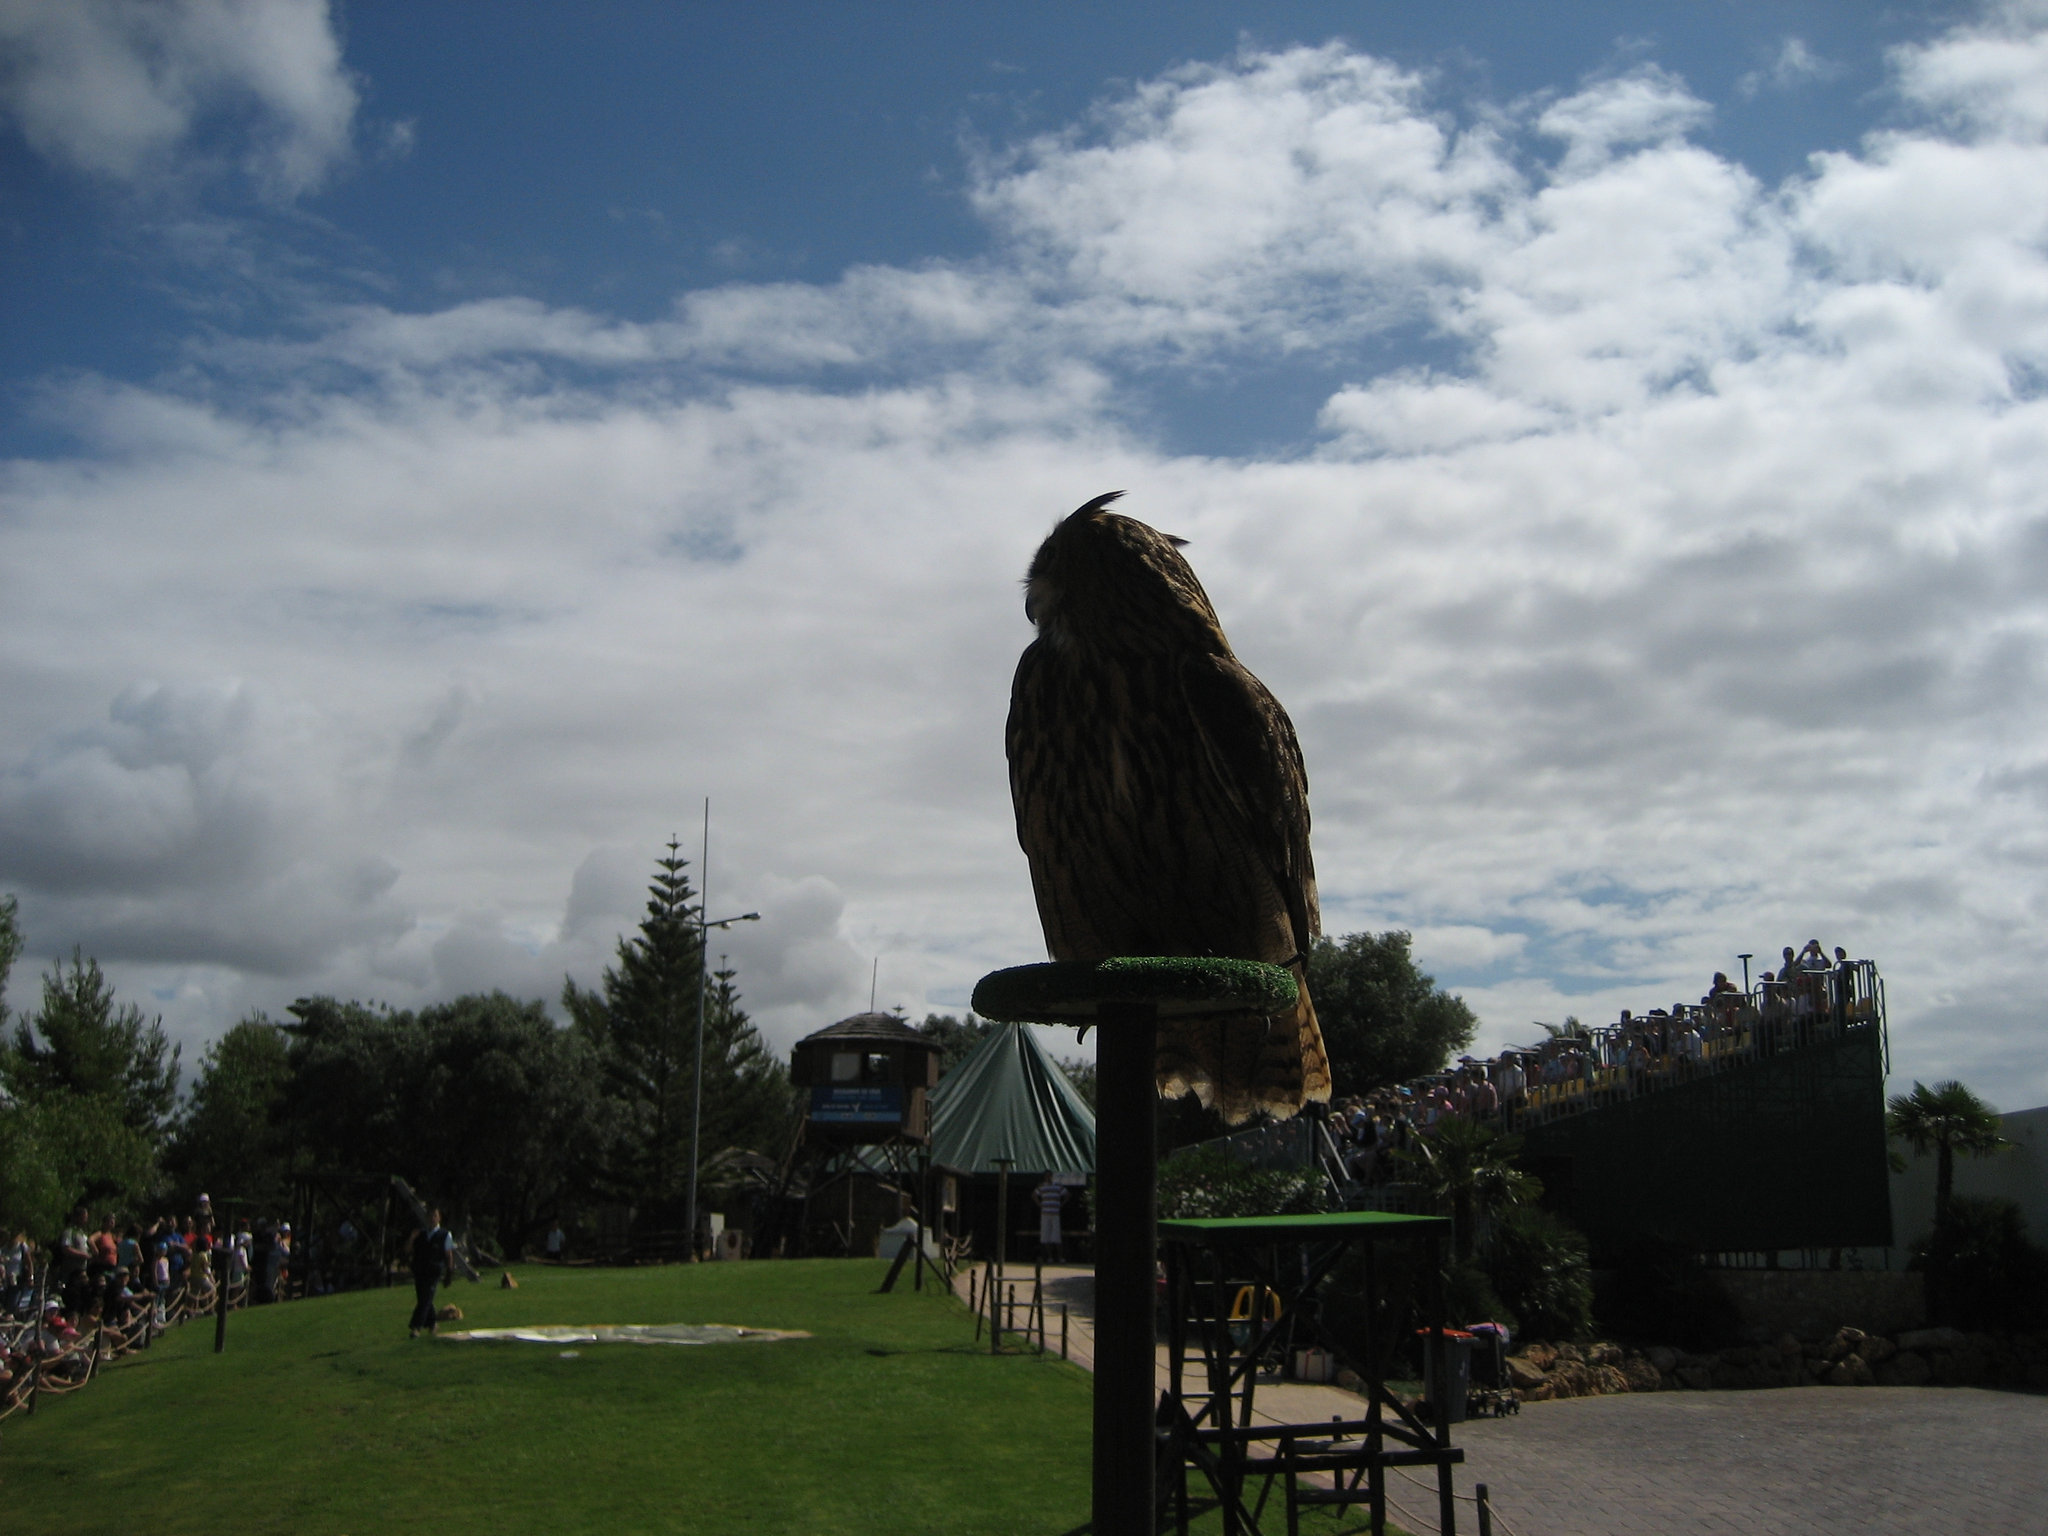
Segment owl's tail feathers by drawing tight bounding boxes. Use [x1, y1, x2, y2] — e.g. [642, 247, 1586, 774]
[1154, 961, 1331, 1126]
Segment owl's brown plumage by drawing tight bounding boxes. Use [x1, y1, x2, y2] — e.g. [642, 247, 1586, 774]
[1006, 491, 1331, 1123]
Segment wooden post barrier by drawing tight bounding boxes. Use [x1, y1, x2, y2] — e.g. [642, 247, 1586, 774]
[28, 1259, 47, 1418]
[215, 1250, 231, 1354]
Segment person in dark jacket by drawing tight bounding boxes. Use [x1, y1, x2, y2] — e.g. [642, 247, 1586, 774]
[408, 1210, 453, 1338]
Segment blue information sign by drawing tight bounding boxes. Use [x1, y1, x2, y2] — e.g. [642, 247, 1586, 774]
[809, 1084, 903, 1124]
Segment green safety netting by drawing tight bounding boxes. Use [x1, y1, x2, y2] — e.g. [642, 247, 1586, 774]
[928, 1021, 1096, 1175]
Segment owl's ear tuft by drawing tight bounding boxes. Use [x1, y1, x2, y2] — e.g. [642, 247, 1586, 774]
[1165, 535, 1188, 548]
[1072, 490, 1125, 519]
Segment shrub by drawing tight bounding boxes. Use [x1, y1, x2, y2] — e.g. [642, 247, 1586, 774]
[1601, 1235, 1740, 1350]
[1156, 1146, 1329, 1220]
[1912, 1195, 2048, 1330]
[1483, 1205, 1593, 1342]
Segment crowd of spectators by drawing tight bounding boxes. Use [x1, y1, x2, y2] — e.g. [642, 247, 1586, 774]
[1, 1193, 295, 1417]
[1323, 942, 1878, 1182]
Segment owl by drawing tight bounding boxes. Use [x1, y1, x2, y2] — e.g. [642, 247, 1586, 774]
[1006, 491, 1331, 1123]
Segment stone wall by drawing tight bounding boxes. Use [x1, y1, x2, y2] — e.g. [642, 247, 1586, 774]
[1711, 1269, 1924, 1338]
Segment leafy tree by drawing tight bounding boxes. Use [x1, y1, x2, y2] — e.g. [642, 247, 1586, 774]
[1393, 1114, 1541, 1262]
[3, 948, 180, 1135]
[0, 1092, 156, 1242]
[1305, 931, 1477, 1096]
[1055, 1054, 1097, 1110]
[168, 1016, 293, 1210]
[405, 993, 614, 1254]
[563, 843, 789, 1208]
[917, 1012, 999, 1075]
[1886, 1079, 2009, 1233]
[0, 893, 21, 1029]
[283, 992, 612, 1254]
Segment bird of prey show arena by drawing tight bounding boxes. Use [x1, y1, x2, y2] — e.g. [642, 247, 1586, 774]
[5, 6, 2048, 1536]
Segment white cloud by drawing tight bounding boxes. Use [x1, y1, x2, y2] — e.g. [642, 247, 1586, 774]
[1892, 0, 2048, 142]
[1736, 38, 1844, 100]
[10, 13, 2048, 1107]
[0, 0, 356, 195]
[1534, 66, 1712, 177]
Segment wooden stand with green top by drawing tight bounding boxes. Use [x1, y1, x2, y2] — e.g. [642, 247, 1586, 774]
[972, 958, 1304, 1536]
[1157, 1211, 1463, 1536]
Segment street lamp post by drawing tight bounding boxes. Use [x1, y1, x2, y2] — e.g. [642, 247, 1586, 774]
[683, 797, 760, 1261]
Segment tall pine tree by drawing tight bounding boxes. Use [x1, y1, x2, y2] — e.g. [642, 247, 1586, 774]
[3, 947, 180, 1136]
[563, 842, 790, 1212]
[0, 931, 167, 1233]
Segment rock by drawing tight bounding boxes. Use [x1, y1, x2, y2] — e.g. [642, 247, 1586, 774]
[1335, 1369, 1363, 1391]
[1676, 1365, 1713, 1390]
[1520, 1342, 1559, 1371]
[1645, 1345, 1680, 1373]
[1505, 1355, 1548, 1391]
[1588, 1341, 1623, 1367]
[1553, 1342, 1585, 1366]
[1825, 1353, 1875, 1387]
[1775, 1333, 1803, 1357]
[1807, 1357, 1834, 1380]
[1897, 1326, 1966, 1352]
[1620, 1357, 1662, 1392]
[1825, 1327, 1867, 1361]
[1521, 1380, 1555, 1402]
[1549, 1362, 1596, 1398]
[1593, 1364, 1630, 1395]
[1713, 1359, 1769, 1391]
[1862, 1335, 1897, 1365]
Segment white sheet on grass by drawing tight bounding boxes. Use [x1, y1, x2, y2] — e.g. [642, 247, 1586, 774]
[444, 1323, 809, 1346]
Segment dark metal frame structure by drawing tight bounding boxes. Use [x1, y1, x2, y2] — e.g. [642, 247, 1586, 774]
[1158, 1212, 1463, 1536]
[1519, 1015, 1892, 1260]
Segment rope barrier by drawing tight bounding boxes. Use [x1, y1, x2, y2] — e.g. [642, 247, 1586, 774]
[1388, 1463, 1524, 1536]
[0, 1269, 270, 1432]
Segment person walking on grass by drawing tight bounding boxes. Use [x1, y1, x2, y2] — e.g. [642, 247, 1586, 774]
[409, 1210, 454, 1338]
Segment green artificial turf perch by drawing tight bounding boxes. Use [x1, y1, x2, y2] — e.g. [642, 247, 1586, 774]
[970, 956, 1298, 1024]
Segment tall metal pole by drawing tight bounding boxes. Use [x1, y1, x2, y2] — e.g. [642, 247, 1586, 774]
[686, 798, 711, 1262]
[1093, 1002, 1158, 1536]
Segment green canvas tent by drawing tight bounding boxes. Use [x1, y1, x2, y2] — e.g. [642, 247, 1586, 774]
[928, 1021, 1095, 1175]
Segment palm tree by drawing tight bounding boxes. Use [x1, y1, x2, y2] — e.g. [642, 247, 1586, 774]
[1396, 1115, 1542, 1261]
[1886, 1080, 2009, 1231]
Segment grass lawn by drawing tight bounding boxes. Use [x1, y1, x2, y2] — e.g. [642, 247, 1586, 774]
[0, 1261, 1396, 1534]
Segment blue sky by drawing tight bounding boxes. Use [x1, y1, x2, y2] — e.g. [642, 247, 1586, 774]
[3, 0, 2047, 1108]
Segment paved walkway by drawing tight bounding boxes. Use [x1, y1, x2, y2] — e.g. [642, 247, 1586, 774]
[1451, 1387, 2048, 1536]
[959, 1265, 2048, 1535]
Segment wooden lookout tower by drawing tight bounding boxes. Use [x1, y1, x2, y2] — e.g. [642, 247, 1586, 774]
[768, 1013, 946, 1258]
